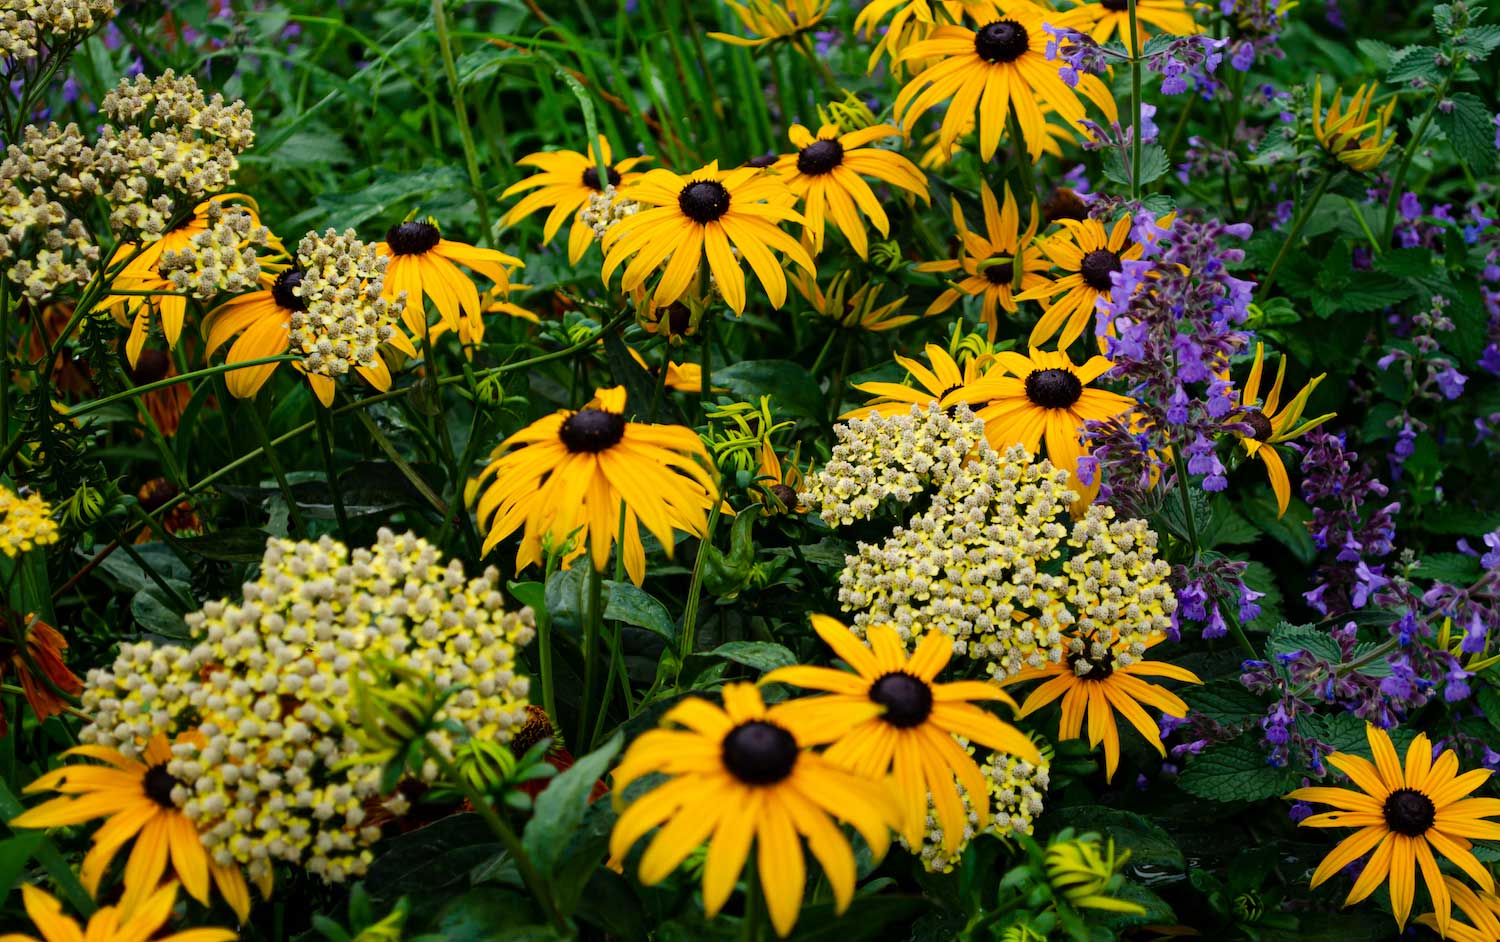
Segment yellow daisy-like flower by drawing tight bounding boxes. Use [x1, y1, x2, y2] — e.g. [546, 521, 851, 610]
[791, 269, 915, 332]
[894, 6, 1117, 163]
[100, 194, 271, 367]
[766, 615, 1041, 854]
[752, 439, 809, 514]
[428, 280, 542, 355]
[201, 270, 300, 399]
[1016, 212, 1169, 349]
[1230, 343, 1335, 517]
[855, 0, 998, 77]
[604, 162, 813, 314]
[1286, 724, 1500, 934]
[771, 123, 929, 259]
[999, 635, 1200, 782]
[846, 342, 993, 418]
[964, 346, 1136, 507]
[1052, 0, 1201, 55]
[0, 883, 236, 942]
[626, 347, 718, 394]
[474, 385, 717, 586]
[1417, 876, 1500, 942]
[708, 0, 831, 47]
[11, 734, 256, 921]
[0, 485, 60, 557]
[916, 180, 1050, 340]
[374, 219, 523, 340]
[610, 682, 899, 938]
[1312, 79, 1396, 174]
[499, 137, 651, 264]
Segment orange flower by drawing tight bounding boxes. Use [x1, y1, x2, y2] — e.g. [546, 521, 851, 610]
[1, 616, 83, 736]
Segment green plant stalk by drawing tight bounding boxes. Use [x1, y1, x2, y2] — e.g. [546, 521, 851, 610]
[648, 347, 672, 421]
[1255, 168, 1333, 303]
[431, 0, 494, 243]
[1128, 0, 1143, 199]
[677, 502, 723, 687]
[1006, 106, 1037, 201]
[70, 355, 297, 417]
[417, 330, 482, 558]
[1379, 70, 1455, 247]
[420, 741, 569, 933]
[248, 400, 309, 537]
[740, 855, 764, 942]
[578, 563, 604, 751]
[313, 405, 351, 539]
[537, 553, 561, 727]
[0, 779, 97, 916]
[700, 304, 715, 408]
[355, 409, 447, 516]
[1, 274, 10, 444]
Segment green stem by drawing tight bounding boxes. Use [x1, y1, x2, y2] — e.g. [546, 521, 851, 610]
[578, 564, 604, 751]
[421, 742, 569, 933]
[1128, 0, 1143, 199]
[1006, 105, 1037, 202]
[355, 410, 447, 517]
[1379, 71, 1454, 247]
[676, 503, 723, 688]
[69, 355, 296, 417]
[741, 854, 764, 942]
[1255, 169, 1333, 304]
[432, 0, 494, 243]
[248, 401, 308, 537]
[314, 406, 350, 539]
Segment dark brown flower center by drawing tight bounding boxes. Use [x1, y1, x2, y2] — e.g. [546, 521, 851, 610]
[745, 153, 778, 169]
[582, 165, 622, 191]
[1101, 0, 1129, 10]
[1043, 187, 1088, 223]
[130, 349, 172, 385]
[271, 269, 308, 313]
[722, 720, 798, 785]
[678, 180, 731, 223]
[768, 484, 799, 511]
[975, 20, 1030, 63]
[797, 139, 845, 175]
[1080, 248, 1123, 291]
[559, 408, 626, 453]
[386, 221, 441, 255]
[665, 302, 693, 336]
[137, 478, 180, 513]
[869, 671, 934, 728]
[1241, 409, 1274, 441]
[143, 763, 181, 809]
[1383, 787, 1436, 836]
[1024, 368, 1083, 409]
[983, 257, 1014, 285]
[1068, 649, 1115, 680]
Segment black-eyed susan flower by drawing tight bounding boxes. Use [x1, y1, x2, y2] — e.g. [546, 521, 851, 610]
[1287, 724, 1500, 934]
[474, 386, 718, 586]
[753, 439, 809, 514]
[375, 218, 523, 340]
[499, 137, 651, 264]
[964, 347, 1135, 507]
[12, 733, 256, 920]
[999, 633, 1200, 782]
[771, 124, 929, 259]
[0, 882, 236, 942]
[708, 0, 831, 48]
[766, 615, 1041, 854]
[855, 0, 995, 77]
[1417, 876, 1500, 942]
[894, 7, 1117, 162]
[1051, 0, 1201, 55]
[0, 615, 82, 737]
[129, 349, 191, 438]
[627, 347, 717, 394]
[1230, 343, 1335, 517]
[1313, 80, 1396, 174]
[916, 181, 1049, 339]
[846, 343, 992, 418]
[603, 162, 814, 314]
[202, 271, 300, 399]
[430, 280, 542, 354]
[791, 269, 915, 332]
[610, 682, 899, 937]
[1016, 212, 1171, 349]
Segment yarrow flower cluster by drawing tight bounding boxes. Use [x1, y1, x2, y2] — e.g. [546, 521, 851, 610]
[800, 404, 984, 525]
[78, 530, 534, 889]
[0, 124, 102, 299]
[909, 742, 1052, 874]
[810, 406, 1176, 678]
[578, 184, 641, 242]
[0, 485, 59, 557]
[157, 199, 269, 299]
[0, 0, 114, 63]
[288, 229, 402, 381]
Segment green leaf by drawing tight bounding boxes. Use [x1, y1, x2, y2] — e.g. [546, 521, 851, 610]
[174, 527, 272, 563]
[1355, 38, 1396, 70]
[711, 640, 797, 672]
[1059, 807, 1185, 872]
[522, 733, 622, 881]
[1242, 491, 1317, 564]
[0, 831, 44, 906]
[603, 582, 676, 640]
[1435, 92, 1497, 173]
[1386, 45, 1444, 82]
[432, 887, 556, 941]
[1339, 272, 1415, 312]
[1184, 680, 1268, 725]
[1372, 247, 1435, 277]
[131, 585, 191, 640]
[363, 813, 499, 904]
[1177, 738, 1299, 803]
[1414, 552, 1483, 584]
[1460, 24, 1500, 61]
[713, 360, 825, 419]
[1268, 623, 1342, 663]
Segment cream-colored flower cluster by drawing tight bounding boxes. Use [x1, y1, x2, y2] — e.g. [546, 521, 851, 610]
[78, 529, 535, 889]
[579, 184, 640, 242]
[157, 199, 269, 299]
[800, 404, 986, 526]
[0, 486, 60, 557]
[0, 124, 102, 300]
[0, 0, 113, 62]
[907, 739, 1051, 874]
[288, 229, 402, 379]
[815, 405, 1176, 679]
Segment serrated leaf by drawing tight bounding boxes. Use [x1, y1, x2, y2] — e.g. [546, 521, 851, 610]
[603, 582, 676, 640]
[712, 360, 825, 419]
[1435, 92, 1497, 173]
[1178, 738, 1299, 802]
[1340, 272, 1416, 312]
[710, 641, 797, 672]
[1372, 247, 1435, 277]
[1387, 44, 1444, 82]
[1414, 551, 1483, 584]
[1062, 807, 1185, 871]
[522, 734, 621, 880]
[1268, 623, 1342, 663]
[1355, 38, 1396, 70]
[1460, 24, 1500, 61]
[1184, 680, 1267, 725]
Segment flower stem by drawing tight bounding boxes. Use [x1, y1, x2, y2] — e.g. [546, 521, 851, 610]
[421, 741, 569, 932]
[578, 563, 604, 751]
[1006, 105, 1037, 202]
[1128, 0, 1143, 200]
[68, 355, 297, 417]
[677, 502, 723, 690]
[431, 0, 494, 244]
[248, 400, 308, 537]
[1255, 168, 1333, 304]
[313, 406, 350, 539]
[1379, 71, 1454, 248]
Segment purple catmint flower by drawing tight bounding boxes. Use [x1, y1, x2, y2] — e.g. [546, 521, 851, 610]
[1435, 365, 1468, 399]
